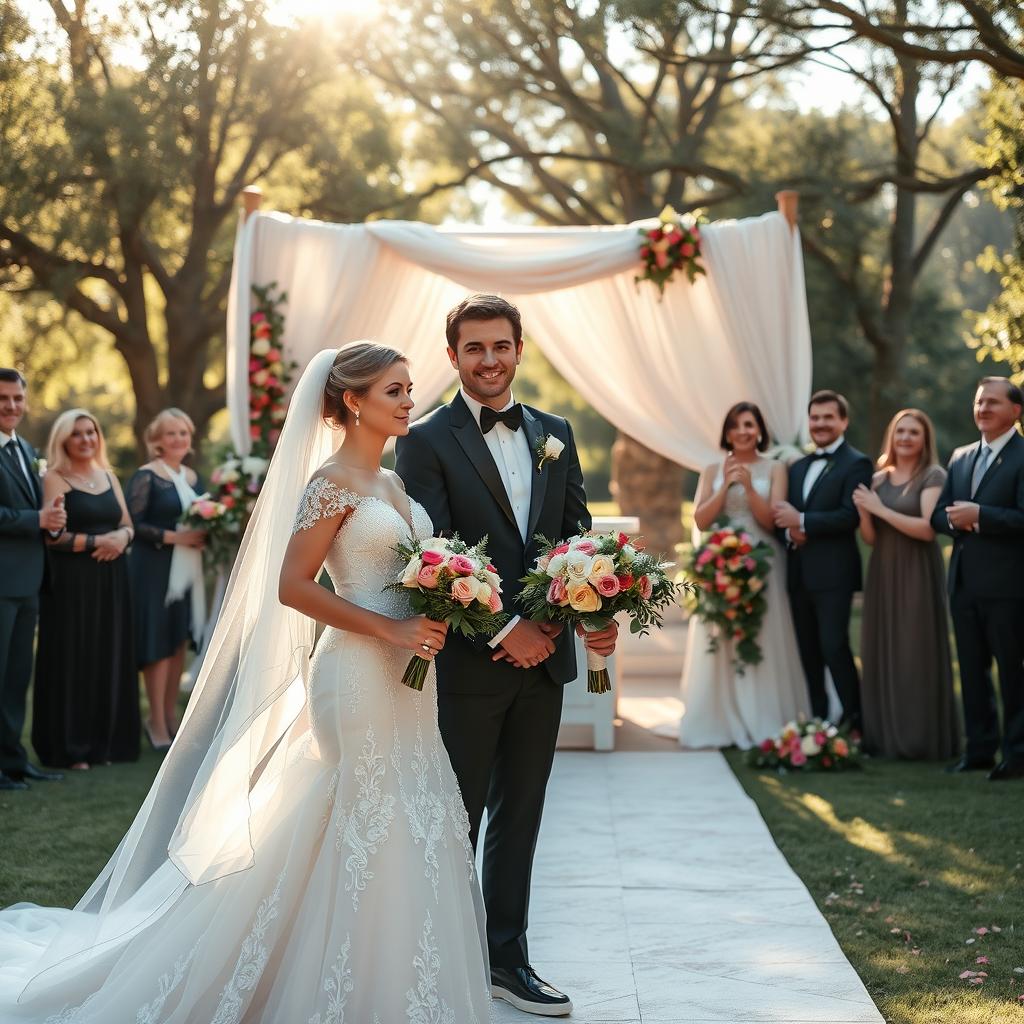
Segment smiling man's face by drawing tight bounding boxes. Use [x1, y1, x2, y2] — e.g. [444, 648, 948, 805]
[448, 317, 523, 409]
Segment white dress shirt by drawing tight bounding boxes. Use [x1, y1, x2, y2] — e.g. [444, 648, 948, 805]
[0, 429, 33, 489]
[799, 434, 845, 533]
[459, 389, 533, 648]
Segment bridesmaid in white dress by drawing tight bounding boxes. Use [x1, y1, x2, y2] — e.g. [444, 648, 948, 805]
[678, 402, 810, 749]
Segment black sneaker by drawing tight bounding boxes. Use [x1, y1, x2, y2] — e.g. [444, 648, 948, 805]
[491, 966, 572, 1017]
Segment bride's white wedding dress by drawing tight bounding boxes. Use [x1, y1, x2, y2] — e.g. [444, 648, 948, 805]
[677, 458, 810, 749]
[0, 478, 491, 1023]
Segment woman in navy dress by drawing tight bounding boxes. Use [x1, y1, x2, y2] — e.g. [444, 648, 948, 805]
[33, 410, 139, 769]
[125, 409, 205, 750]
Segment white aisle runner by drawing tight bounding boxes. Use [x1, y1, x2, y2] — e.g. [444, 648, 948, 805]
[488, 751, 884, 1024]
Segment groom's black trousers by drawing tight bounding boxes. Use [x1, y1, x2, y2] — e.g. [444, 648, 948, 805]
[438, 667, 564, 969]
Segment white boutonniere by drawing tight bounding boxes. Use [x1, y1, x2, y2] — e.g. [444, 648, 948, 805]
[535, 433, 565, 472]
[33, 457, 47, 477]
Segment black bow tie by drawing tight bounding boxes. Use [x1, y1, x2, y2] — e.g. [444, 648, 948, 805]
[480, 403, 523, 434]
[811, 450, 835, 461]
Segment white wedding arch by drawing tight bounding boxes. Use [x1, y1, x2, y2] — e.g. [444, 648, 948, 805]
[224, 191, 812, 468]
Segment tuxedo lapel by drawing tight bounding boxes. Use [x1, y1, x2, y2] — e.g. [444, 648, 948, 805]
[791, 458, 811, 511]
[973, 433, 1021, 499]
[1, 439, 35, 506]
[804, 444, 846, 507]
[449, 393, 518, 532]
[521, 407, 548, 542]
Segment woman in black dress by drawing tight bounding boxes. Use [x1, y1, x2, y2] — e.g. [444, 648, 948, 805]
[33, 410, 139, 770]
[126, 409, 205, 750]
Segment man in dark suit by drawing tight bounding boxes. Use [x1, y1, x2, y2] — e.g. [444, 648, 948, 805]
[396, 295, 617, 1017]
[931, 377, 1024, 781]
[0, 368, 66, 790]
[773, 390, 873, 731]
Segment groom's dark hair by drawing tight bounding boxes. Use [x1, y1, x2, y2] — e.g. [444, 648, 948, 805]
[446, 294, 523, 351]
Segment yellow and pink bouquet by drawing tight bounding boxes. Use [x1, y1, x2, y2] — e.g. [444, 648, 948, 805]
[746, 717, 861, 772]
[389, 534, 509, 691]
[519, 529, 683, 693]
[687, 523, 773, 672]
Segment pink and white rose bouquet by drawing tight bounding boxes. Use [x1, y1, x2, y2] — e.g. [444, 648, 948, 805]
[388, 534, 509, 691]
[746, 717, 861, 772]
[519, 529, 684, 693]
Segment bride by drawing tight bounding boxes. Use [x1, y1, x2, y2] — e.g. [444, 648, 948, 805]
[0, 344, 492, 1022]
[677, 401, 809, 749]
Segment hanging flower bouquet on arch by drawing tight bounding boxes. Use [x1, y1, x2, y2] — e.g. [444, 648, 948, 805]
[636, 206, 705, 295]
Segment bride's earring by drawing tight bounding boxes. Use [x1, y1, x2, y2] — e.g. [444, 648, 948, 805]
[354, 409, 360, 428]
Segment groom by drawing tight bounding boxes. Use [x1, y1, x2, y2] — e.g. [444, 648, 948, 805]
[396, 294, 617, 1017]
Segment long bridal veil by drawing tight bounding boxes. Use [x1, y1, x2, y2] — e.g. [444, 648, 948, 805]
[1, 348, 341, 1000]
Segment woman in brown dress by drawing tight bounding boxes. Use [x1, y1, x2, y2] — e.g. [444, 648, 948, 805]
[854, 409, 960, 759]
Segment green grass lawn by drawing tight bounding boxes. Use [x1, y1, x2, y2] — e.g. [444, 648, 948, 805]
[726, 750, 1024, 1024]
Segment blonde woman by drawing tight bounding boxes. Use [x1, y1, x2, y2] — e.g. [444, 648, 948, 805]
[33, 410, 139, 770]
[125, 409, 205, 750]
[854, 408, 959, 759]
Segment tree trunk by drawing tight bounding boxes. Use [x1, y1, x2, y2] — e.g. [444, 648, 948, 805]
[610, 433, 686, 557]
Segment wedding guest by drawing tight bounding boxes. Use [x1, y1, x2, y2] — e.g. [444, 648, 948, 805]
[33, 410, 140, 770]
[126, 409, 205, 751]
[854, 409, 958, 760]
[774, 390, 872, 731]
[931, 378, 1024, 780]
[0, 368, 65, 790]
[679, 402, 809, 748]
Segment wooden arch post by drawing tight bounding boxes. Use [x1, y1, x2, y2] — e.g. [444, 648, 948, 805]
[241, 185, 263, 220]
[775, 190, 799, 231]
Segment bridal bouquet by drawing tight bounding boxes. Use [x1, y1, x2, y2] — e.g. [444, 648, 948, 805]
[390, 535, 509, 691]
[179, 494, 235, 568]
[746, 717, 861, 773]
[519, 529, 683, 693]
[686, 523, 773, 673]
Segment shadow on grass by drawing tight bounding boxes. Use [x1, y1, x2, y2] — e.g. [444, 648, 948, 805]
[726, 751, 1024, 1024]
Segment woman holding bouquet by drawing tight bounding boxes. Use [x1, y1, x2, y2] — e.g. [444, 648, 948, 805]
[125, 408, 205, 750]
[33, 410, 139, 770]
[0, 344, 492, 1023]
[677, 402, 809, 748]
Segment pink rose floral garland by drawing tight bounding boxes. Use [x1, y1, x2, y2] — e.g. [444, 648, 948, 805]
[636, 205, 705, 295]
[746, 717, 861, 772]
[200, 283, 298, 570]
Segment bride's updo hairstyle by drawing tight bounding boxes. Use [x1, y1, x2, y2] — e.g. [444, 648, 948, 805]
[322, 341, 408, 429]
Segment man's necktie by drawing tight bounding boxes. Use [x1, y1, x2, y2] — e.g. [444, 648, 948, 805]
[970, 444, 992, 497]
[480, 403, 523, 434]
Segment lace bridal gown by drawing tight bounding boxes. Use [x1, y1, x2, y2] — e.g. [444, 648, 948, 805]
[677, 458, 810, 749]
[0, 478, 492, 1024]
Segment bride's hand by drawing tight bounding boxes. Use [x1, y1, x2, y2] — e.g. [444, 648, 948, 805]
[723, 454, 751, 490]
[385, 616, 448, 661]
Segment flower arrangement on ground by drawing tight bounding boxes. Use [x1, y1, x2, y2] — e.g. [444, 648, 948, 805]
[202, 283, 297, 570]
[636, 205, 705, 295]
[390, 534, 509, 691]
[519, 529, 684, 693]
[686, 522, 773, 673]
[746, 717, 861, 772]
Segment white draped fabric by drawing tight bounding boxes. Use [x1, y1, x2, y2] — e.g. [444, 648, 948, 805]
[226, 211, 812, 467]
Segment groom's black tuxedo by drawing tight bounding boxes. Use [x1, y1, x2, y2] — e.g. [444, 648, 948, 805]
[930, 432, 1024, 766]
[0, 434, 46, 775]
[784, 441, 872, 727]
[396, 392, 591, 969]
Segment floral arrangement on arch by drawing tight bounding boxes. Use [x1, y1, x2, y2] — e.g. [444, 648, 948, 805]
[636, 205, 705, 295]
[193, 283, 297, 571]
[685, 522, 773, 673]
[746, 717, 861, 772]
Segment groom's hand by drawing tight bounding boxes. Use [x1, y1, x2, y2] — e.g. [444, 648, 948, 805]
[772, 501, 801, 530]
[492, 620, 556, 669]
[578, 620, 618, 656]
